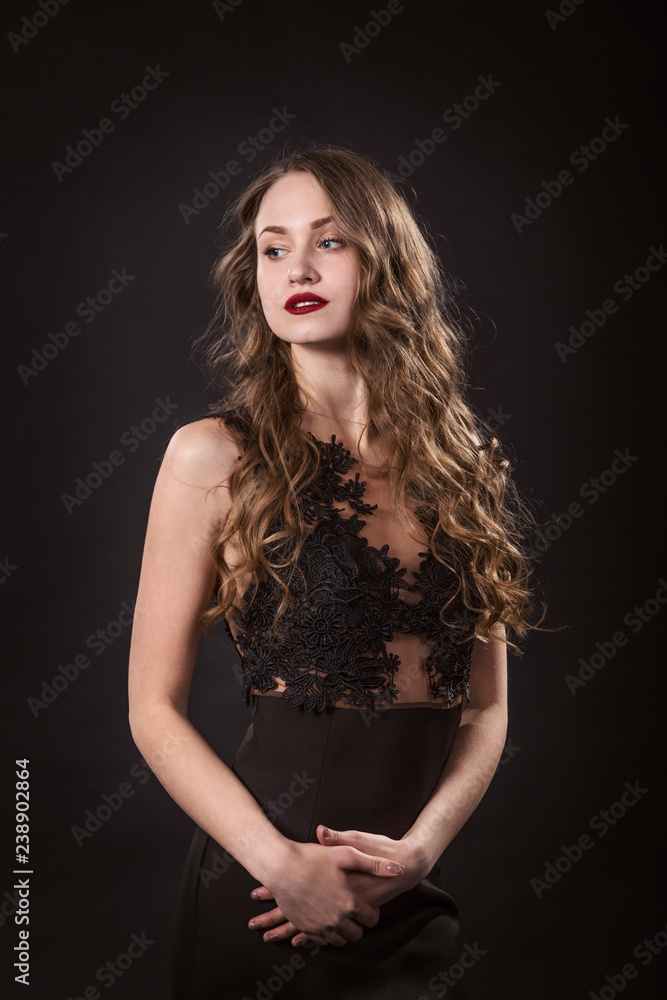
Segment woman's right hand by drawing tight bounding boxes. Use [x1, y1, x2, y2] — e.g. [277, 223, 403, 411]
[253, 840, 405, 947]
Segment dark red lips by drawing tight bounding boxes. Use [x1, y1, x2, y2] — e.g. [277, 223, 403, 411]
[284, 293, 329, 315]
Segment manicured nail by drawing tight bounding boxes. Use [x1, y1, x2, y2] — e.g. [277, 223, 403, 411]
[387, 862, 405, 874]
[249, 921, 259, 929]
[321, 826, 331, 837]
[251, 890, 261, 899]
[265, 933, 277, 941]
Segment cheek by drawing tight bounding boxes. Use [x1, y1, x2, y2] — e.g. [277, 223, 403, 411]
[341, 253, 360, 290]
[341, 263, 360, 305]
[256, 264, 278, 309]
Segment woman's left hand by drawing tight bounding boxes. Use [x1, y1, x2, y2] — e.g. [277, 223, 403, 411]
[247, 824, 428, 946]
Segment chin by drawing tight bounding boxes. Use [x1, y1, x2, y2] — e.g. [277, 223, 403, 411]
[271, 322, 349, 346]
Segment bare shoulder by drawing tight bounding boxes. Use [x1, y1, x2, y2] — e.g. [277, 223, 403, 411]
[162, 416, 243, 491]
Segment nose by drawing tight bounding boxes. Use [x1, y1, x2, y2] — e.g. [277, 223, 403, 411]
[288, 248, 319, 283]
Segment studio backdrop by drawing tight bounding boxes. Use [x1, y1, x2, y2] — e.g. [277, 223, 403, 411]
[3, 1, 664, 998]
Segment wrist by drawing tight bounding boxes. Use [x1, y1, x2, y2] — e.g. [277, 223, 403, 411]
[399, 833, 439, 881]
[250, 833, 299, 889]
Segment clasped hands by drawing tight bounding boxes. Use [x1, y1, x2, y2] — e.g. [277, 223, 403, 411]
[247, 824, 428, 948]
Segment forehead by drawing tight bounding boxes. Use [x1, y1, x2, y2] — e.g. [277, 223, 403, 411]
[255, 172, 331, 232]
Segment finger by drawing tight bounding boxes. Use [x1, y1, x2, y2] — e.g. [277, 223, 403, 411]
[311, 915, 367, 946]
[297, 922, 354, 948]
[307, 934, 330, 946]
[260, 920, 300, 944]
[248, 906, 285, 932]
[333, 915, 364, 943]
[320, 923, 350, 948]
[249, 886, 273, 901]
[351, 903, 381, 929]
[291, 931, 311, 947]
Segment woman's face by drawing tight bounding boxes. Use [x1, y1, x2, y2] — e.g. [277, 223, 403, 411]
[254, 171, 360, 347]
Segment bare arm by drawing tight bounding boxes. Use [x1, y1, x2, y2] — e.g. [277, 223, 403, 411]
[128, 418, 402, 946]
[127, 418, 290, 886]
[399, 625, 508, 874]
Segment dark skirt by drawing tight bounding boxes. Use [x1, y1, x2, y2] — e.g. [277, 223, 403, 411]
[169, 694, 469, 999]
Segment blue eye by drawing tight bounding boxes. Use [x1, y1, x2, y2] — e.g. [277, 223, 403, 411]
[319, 237, 346, 250]
[260, 237, 347, 259]
[262, 247, 288, 258]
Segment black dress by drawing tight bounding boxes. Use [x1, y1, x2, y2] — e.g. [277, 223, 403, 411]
[169, 426, 479, 999]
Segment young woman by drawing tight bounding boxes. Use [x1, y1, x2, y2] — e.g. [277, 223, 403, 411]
[128, 145, 536, 999]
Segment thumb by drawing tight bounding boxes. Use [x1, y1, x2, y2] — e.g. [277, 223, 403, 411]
[318, 824, 361, 845]
[317, 824, 343, 844]
[345, 847, 406, 877]
[317, 825, 370, 848]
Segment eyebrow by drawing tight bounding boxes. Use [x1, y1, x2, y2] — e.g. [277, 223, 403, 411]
[257, 216, 333, 238]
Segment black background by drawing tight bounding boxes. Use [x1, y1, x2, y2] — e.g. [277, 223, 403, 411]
[2, 1, 665, 997]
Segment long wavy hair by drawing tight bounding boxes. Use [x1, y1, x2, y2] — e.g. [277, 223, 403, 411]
[190, 143, 542, 651]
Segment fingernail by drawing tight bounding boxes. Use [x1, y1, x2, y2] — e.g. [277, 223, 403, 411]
[321, 826, 331, 837]
[251, 890, 261, 899]
[265, 933, 277, 942]
[387, 862, 405, 874]
[249, 921, 259, 930]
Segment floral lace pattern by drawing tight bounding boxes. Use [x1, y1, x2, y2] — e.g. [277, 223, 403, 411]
[222, 432, 478, 712]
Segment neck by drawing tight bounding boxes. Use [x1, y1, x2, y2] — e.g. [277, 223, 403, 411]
[291, 342, 369, 426]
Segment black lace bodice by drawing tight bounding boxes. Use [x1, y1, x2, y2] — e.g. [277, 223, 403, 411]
[221, 430, 479, 712]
